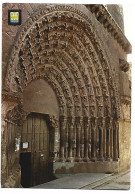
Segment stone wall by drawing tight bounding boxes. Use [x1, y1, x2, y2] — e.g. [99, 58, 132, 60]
[1, 115, 21, 187]
[105, 4, 124, 33]
[119, 120, 131, 172]
[23, 79, 59, 116]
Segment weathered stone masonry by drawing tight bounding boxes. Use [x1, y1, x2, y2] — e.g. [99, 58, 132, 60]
[2, 4, 131, 187]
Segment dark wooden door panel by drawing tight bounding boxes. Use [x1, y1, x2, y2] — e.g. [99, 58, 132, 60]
[21, 113, 49, 186]
[20, 152, 31, 188]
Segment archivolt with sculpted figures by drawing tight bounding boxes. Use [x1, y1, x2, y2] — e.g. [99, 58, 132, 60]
[5, 5, 120, 162]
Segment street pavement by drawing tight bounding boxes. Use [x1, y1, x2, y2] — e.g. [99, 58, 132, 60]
[33, 169, 130, 190]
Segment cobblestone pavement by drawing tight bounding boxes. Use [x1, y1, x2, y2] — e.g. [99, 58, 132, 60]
[33, 170, 130, 190]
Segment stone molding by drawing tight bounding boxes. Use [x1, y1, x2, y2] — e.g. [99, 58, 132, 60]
[86, 4, 132, 54]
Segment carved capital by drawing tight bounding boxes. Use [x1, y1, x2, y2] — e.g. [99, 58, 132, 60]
[121, 95, 131, 105]
[119, 59, 130, 72]
[6, 104, 23, 125]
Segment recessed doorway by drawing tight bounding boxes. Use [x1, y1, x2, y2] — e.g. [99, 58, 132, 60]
[21, 113, 54, 187]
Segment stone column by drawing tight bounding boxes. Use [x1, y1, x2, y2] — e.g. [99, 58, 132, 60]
[88, 117, 91, 160]
[65, 121, 68, 160]
[99, 117, 104, 161]
[72, 120, 76, 158]
[117, 120, 119, 159]
[110, 118, 113, 159]
[67, 117, 74, 162]
[76, 117, 82, 161]
[53, 120, 59, 162]
[113, 119, 119, 161]
[103, 117, 106, 160]
[91, 117, 98, 161]
[96, 118, 99, 160]
[59, 116, 67, 162]
[106, 117, 112, 161]
[80, 118, 84, 160]
[84, 117, 90, 161]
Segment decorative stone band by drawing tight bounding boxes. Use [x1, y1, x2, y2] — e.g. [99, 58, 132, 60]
[119, 58, 130, 72]
[2, 91, 22, 103]
[86, 5, 132, 54]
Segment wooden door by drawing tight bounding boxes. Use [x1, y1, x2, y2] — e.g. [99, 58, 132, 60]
[21, 113, 49, 187]
[20, 152, 31, 188]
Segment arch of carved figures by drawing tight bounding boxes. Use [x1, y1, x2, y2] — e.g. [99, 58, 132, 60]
[5, 5, 120, 162]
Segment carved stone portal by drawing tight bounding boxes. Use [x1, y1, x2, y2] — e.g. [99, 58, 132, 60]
[2, 4, 131, 187]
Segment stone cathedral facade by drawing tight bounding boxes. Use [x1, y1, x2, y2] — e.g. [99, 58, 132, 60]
[1, 4, 131, 188]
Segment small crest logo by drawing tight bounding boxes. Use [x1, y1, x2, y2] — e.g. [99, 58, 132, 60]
[8, 10, 21, 25]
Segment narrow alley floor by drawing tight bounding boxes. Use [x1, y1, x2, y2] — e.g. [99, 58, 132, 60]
[33, 169, 130, 190]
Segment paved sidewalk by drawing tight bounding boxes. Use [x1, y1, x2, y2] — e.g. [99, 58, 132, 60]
[33, 170, 130, 190]
[94, 171, 130, 190]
